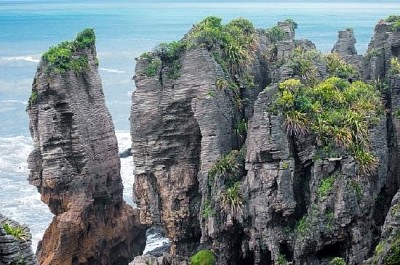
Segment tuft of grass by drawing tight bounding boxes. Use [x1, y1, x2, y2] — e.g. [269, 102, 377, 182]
[275, 77, 383, 176]
[2, 223, 28, 241]
[220, 182, 243, 220]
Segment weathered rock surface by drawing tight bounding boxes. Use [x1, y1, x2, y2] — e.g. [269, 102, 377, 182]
[131, 18, 400, 264]
[332, 28, 357, 56]
[0, 213, 37, 265]
[27, 32, 146, 265]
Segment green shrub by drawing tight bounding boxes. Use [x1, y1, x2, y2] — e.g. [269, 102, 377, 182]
[154, 41, 185, 63]
[386, 15, 400, 31]
[2, 223, 28, 241]
[383, 236, 400, 265]
[144, 58, 161, 77]
[287, 47, 321, 85]
[325, 53, 359, 79]
[190, 250, 215, 265]
[234, 119, 248, 138]
[220, 182, 243, 219]
[296, 215, 310, 236]
[277, 254, 288, 265]
[275, 77, 383, 175]
[42, 28, 95, 73]
[285, 18, 298, 30]
[28, 91, 38, 106]
[74, 28, 95, 49]
[317, 175, 335, 197]
[186, 16, 256, 75]
[390, 57, 400, 75]
[267, 26, 286, 43]
[202, 200, 214, 218]
[330, 257, 346, 265]
[208, 150, 244, 181]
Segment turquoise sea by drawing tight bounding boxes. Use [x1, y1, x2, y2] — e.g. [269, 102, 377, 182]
[0, 0, 399, 252]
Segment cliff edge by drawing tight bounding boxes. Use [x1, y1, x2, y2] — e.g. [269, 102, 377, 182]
[131, 17, 400, 264]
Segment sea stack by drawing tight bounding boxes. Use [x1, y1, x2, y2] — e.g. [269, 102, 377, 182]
[26, 29, 146, 265]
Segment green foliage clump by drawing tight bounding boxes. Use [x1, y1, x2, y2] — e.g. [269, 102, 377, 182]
[234, 119, 248, 139]
[325, 53, 359, 79]
[2, 223, 28, 241]
[220, 181, 243, 219]
[386, 15, 400, 31]
[267, 26, 286, 43]
[296, 215, 310, 236]
[42, 28, 95, 73]
[330, 257, 346, 265]
[275, 77, 383, 175]
[140, 53, 161, 77]
[383, 235, 400, 265]
[154, 41, 185, 63]
[190, 250, 216, 265]
[208, 149, 244, 182]
[285, 18, 298, 30]
[74, 28, 96, 49]
[288, 47, 322, 85]
[277, 254, 288, 265]
[186, 16, 257, 75]
[202, 199, 214, 218]
[390, 57, 400, 75]
[28, 91, 38, 106]
[317, 175, 335, 197]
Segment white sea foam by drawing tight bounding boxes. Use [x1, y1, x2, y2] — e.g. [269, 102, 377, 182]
[100, 67, 126, 74]
[116, 131, 135, 206]
[1, 55, 40, 63]
[0, 135, 52, 252]
[144, 233, 170, 254]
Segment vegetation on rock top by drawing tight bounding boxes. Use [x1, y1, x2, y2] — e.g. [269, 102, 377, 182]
[275, 74, 383, 175]
[386, 15, 400, 30]
[42, 28, 95, 73]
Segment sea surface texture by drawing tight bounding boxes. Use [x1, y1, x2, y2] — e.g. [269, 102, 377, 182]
[0, 0, 399, 252]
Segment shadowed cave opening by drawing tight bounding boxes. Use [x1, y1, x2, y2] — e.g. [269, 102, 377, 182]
[315, 241, 346, 259]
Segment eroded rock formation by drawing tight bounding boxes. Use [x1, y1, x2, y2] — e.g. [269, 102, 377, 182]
[27, 30, 146, 265]
[131, 17, 400, 265]
[0, 213, 37, 265]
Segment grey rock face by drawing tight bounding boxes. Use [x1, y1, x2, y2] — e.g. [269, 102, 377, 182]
[27, 33, 145, 265]
[131, 18, 400, 265]
[364, 20, 400, 80]
[0, 213, 37, 265]
[332, 29, 357, 56]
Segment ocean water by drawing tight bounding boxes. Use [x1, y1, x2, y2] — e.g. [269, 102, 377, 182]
[0, 0, 399, 254]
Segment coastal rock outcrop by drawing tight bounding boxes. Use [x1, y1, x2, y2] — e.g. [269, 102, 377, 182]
[27, 29, 146, 265]
[131, 16, 400, 264]
[0, 213, 37, 265]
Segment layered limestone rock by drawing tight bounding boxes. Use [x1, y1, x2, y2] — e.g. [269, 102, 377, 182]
[0, 213, 37, 265]
[27, 29, 146, 265]
[364, 18, 400, 80]
[332, 28, 357, 56]
[131, 17, 400, 264]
